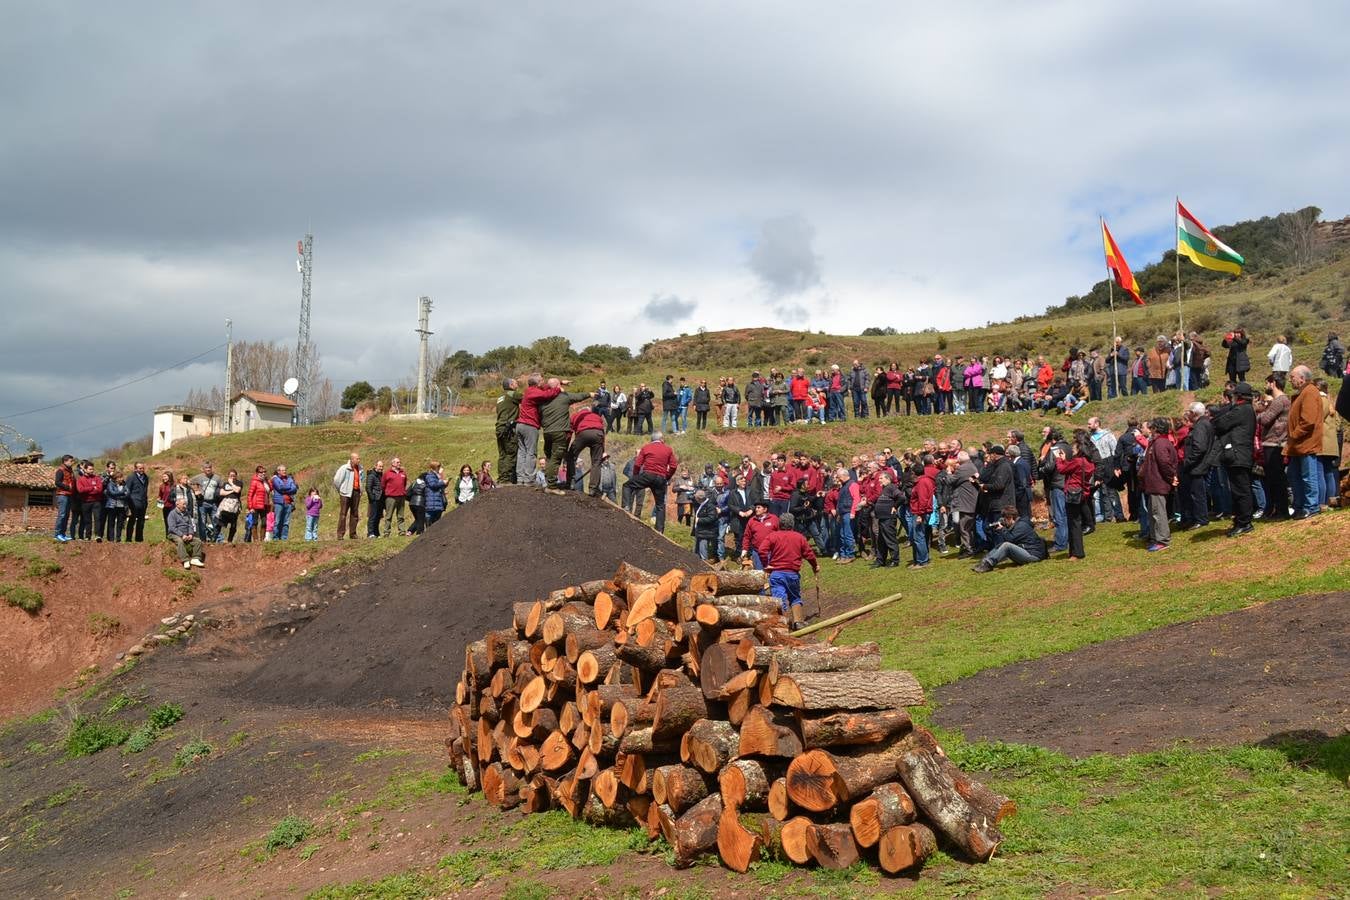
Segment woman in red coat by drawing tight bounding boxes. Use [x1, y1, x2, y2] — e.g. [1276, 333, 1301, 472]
[1055, 432, 1097, 560]
[246, 465, 271, 543]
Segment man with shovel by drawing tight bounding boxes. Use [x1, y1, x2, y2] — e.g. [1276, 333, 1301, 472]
[763, 512, 819, 631]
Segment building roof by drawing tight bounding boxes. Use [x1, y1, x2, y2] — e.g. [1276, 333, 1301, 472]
[233, 390, 297, 409]
[154, 405, 217, 416]
[0, 461, 56, 490]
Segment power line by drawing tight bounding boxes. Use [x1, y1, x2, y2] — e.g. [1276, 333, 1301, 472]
[1, 344, 226, 419]
[45, 410, 153, 444]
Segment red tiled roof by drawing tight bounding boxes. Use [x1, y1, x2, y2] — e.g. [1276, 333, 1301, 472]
[0, 461, 56, 490]
[233, 390, 297, 408]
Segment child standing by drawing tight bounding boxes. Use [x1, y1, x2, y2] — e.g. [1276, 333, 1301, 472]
[304, 488, 322, 541]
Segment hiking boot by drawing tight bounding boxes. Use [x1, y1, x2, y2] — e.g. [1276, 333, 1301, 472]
[971, 560, 994, 573]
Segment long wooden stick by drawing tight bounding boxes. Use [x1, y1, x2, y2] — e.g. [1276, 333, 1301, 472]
[794, 592, 903, 638]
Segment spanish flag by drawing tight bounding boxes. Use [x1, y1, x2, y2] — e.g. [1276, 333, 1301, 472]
[1176, 199, 1244, 276]
[1101, 219, 1143, 305]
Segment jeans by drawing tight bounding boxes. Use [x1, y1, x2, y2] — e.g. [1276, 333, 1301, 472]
[910, 519, 930, 565]
[838, 514, 856, 559]
[273, 502, 292, 540]
[851, 387, 868, 418]
[197, 501, 218, 542]
[676, 408, 688, 432]
[828, 391, 845, 421]
[661, 410, 677, 433]
[305, 514, 320, 541]
[695, 536, 719, 561]
[1095, 486, 1123, 522]
[1320, 457, 1338, 506]
[1207, 467, 1232, 517]
[55, 493, 72, 538]
[366, 497, 384, 536]
[515, 423, 540, 483]
[1287, 455, 1321, 515]
[1048, 487, 1067, 551]
[982, 541, 1039, 567]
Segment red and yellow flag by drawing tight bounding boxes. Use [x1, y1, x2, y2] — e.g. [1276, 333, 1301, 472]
[1101, 219, 1143, 305]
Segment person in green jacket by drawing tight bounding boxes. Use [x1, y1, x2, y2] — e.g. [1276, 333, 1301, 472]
[539, 378, 594, 488]
[495, 379, 521, 484]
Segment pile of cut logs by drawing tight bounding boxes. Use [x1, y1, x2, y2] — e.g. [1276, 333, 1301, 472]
[445, 562, 1012, 875]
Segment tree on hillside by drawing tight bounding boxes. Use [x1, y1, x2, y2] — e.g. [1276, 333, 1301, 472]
[579, 343, 633, 368]
[1275, 207, 1326, 271]
[432, 350, 478, 388]
[341, 380, 376, 409]
[861, 326, 898, 336]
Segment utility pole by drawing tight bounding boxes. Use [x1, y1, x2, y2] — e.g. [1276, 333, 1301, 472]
[224, 318, 233, 433]
[295, 233, 313, 425]
[415, 296, 434, 414]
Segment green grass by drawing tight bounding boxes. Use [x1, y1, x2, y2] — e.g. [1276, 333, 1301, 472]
[265, 815, 312, 851]
[1, 582, 44, 613]
[87, 611, 121, 638]
[63, 717, 130, 757]
[172, 738, 211, 768]
[44, 782, 84, 809]
[26, 558, 62, 578]
[146, 702, 183, 730]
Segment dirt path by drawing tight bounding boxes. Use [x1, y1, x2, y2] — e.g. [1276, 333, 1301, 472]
[933, 591, 1350, 757]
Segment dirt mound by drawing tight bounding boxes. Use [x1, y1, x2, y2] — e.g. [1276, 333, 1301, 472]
[239, 488, 707, 710]
[932, 591, 1350, 757]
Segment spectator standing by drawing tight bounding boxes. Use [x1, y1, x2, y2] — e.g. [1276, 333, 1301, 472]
[406, 469, 428, 534]
[1285, 365, 1324, 519]
[159, 471, 176, 536]
[634, 383, 655, 435]
[190, 461, 222, 542]
[597, 453, 617, 503]
[381, 457, 409, 536]
[217, 469, 243, 542]
[1256, 375, 1291, 520]
[609, 385, 626, 433]
[691, 489, 720, 561]
[540, 379, 594, 488]
[303, 488, 323, 541]
[849, 360, 869, 419]
[125, 462, 150, 542]
[422, 464, 447, 525]
[102, 472, 129, 542]
[720, 378, 740, 428]
[1315, 378, 1340, 508]
[1140, 418, 1178, 551]
[676, 377, 693, 434]
[1180, 404, 1214, 529]
[1321, 333, 1346, 377]
[244, 466, 268, 542]
[515, 374, 561, 483]
[1146, 336, 1171, 393]
[53, 455, 77, 542]
[1108, 337, 1130, 398]
[1267, 336, 1293, 379]
[1054, 435, 1095, 560]
[660, 376, 679, 433]
[332, 451, 363, 539]
[75, 460, 104, 541]
[1213, 383, 1258, 537]
[1223, 328, 1251, 383]
[364, 460, 385, 537]
[270, 465, 298, 540]
[1187, 332, 1211, 388]
[693, 380, 711, 430]
[495, 378, 521, 483]
[453, 463, 477, 506]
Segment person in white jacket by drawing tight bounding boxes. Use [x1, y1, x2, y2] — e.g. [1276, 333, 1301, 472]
[1268, 336, 1293, 377]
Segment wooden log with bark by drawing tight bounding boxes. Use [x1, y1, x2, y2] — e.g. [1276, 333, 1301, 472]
[763, 671, 925, 710]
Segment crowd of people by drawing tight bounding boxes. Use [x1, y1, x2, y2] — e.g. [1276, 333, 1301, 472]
[495, 334, 1348, 447]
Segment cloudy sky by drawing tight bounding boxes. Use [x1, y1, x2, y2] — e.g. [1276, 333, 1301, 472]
[3, 2, 1348, 455]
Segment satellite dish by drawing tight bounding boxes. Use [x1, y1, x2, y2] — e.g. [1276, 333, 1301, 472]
[283, 377, 300, 396]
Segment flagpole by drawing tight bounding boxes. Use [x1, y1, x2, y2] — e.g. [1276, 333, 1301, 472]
[1102, 218, 1118, 343]
[1174, 196, 1184, 334]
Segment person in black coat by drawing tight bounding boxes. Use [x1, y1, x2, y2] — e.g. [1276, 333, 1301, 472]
[978, 446, 1017, 528]
[726, 474, 754, 550]
[691, 490, 720, 561]
[124, 462, 150, 542]
[1222, 328, 1251, 383]
[1180, 402, 1215, 528]
[869, 473, 903, 567]
[1211, 383, 1258, 536]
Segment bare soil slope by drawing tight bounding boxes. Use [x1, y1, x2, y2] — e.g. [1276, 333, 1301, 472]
[933, 591, 1350, 756]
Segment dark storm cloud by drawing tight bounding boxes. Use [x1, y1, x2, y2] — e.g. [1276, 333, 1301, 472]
[2, 2, 1348, 456]
[641, 294, 697, 325]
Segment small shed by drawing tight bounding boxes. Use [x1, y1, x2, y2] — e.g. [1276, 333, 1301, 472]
[230, 391, 296, 432]
[0, 459, 57, 534]
[152, 406, 219, 455]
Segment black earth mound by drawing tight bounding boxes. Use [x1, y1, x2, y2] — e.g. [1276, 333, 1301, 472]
[239, 487, 706, 709]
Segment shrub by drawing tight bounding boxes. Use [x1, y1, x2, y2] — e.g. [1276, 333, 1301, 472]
[147, 703, 184, 730]
[2, 583, 43, 613]
[87, 612, 121, 638]
[266, 815, 312, 851]
[174, 738, 211, 768]
[64, 718, 130, 757]
[26, 558, 61, 578]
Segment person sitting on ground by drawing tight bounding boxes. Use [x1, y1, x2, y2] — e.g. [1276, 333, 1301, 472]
[971, 506, 1047, 572]
[763, 512, 819, 631]
[167, 495, 205, 569]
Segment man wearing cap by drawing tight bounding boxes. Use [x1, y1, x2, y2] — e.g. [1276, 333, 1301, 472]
[763, 512, 819, 630]
[1212, 382, 1258, 537]
[971, 506, 1047, 572]
[740, 500, 779, 570]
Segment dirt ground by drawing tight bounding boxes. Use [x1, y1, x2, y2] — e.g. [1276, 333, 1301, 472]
[933, 591, 1350, 757]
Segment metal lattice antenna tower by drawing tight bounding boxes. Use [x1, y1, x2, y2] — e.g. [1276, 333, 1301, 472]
[415, 296, 434, 414]
[295, 233, 313, 425]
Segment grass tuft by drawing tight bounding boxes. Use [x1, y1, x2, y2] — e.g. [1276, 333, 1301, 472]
[64, 718, 130, 757]
[266, 815, 312, 851]
[2, 582, 44, 613]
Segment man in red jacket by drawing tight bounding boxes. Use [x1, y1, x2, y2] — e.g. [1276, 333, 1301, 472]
[381, 457, 409, 536]
[740, 500, 779, 570]
[625, 433, 677, 532]
[907, 461, 936, 568]
[763, 512, 819, 630]
[767, 459, 794, 516]
[53, 454, 77, 542]
[566, 405, 607, 496]
[515, 374, 562, 484]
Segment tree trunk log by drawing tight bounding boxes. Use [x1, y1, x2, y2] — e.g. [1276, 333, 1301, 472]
[748, 641, 881, 675]
[877, 823, 937, 874]
[652, 764, 710, 815]
[540, 730, 575, 772]
[584, 683, 639, 727]
[767, 776, 790, 821]
[619, 726, 679, 755]
[698, 643, 743, 700]
[685, 719, 739, 775]
[465, 640, 492, 688]
[718, 758, 786, 812]
[652, 682, 708, 741]
[709, 569, 769, 595]
[717, 807, 764, 873]
[593, 590, 623, 630]
[806, 823, 860, 870]
[696, 603, 782, 628]
[565, 627, 612, 663]
[609, 697, 655, 737]
[542, 603, 595, 646]
[780, 816, 814, 865]
[907, 726, 1016, 824]
[582, 792, 637, 828]
[765, 671, 924, 710]
[670, 792, 724, 868]
[577, 644, 618, 684]
[894, 732, 1004, 861]
[737, 705, 804, 758]
[784, 739, 907, 812]
[799, 709, 912, 749]
[849, 782, 917, 848]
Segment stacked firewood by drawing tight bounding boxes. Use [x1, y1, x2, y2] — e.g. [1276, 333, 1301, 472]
[445, 562, 1012, 875]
